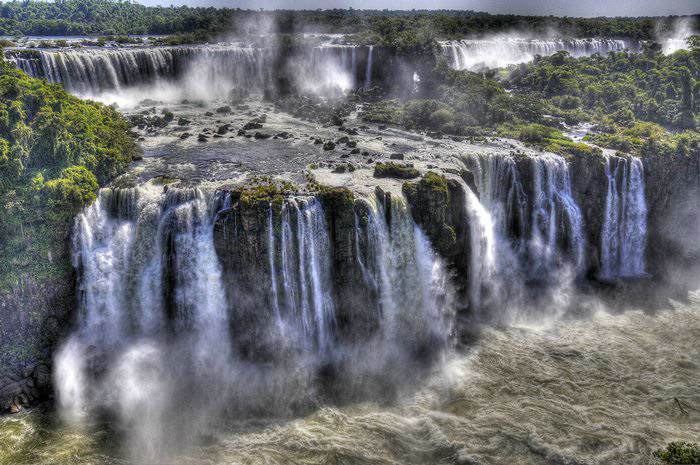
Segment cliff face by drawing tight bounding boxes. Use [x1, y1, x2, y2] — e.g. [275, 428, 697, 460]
[2, 143, 699, 413]
[643, 149, 700, 287]
[0, 273, 73, 412]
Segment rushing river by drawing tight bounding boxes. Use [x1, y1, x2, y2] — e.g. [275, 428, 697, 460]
[2, 294, 697, 465]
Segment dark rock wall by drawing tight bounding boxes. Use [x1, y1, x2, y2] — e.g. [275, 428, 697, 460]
[2, 147, 700, 412]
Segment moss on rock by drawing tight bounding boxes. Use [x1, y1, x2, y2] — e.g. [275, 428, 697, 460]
[373, 161, 420, 179]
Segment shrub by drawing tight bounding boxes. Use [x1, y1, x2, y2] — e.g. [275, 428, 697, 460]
[653, 442, 700, 464]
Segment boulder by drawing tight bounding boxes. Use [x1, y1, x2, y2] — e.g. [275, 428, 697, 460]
[373, 162, 419, 179]
[243, 121, 263, 131]
[333, 163, 355, 173]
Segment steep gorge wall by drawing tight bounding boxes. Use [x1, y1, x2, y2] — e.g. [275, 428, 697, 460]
[644, 149, 700, 287]
[1, 147, 699, 413]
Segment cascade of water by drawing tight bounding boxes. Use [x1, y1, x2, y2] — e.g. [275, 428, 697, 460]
[364, 45, 374, 90]
[464, 153, 583, 274]
[58, 186, 232, 422]
[73, 187, 166, 342]
[355, 195, 452, 347]
[166, 190, 230, 370]
[351, 47, 358, 87]
[528, 154, 585, 273]
[267, 207, 283, 329]
[600, 156, 648, 279]
[440, 38, 630, 70]
[6, 43, 370, 99]
[274, 198, 336, 355]
[463, 188, 497, 311]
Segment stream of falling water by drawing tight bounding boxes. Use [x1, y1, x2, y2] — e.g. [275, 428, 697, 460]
[600, 155, 648, 280]
[461, 153, 586, 322]
[42, 186, 456, 464]
[0, 151, 670, 465]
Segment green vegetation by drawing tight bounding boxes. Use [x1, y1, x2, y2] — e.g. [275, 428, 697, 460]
[496, 123, 602, 157]
[0, 0, 693, 40]
[0, 58, 138, 291]
[373, 161, 420, 179]
[654, 442, 700, 464]
[236, 176, 298, 209]
[363, 61, 510, 132]
[506, 43, 700, 129]
[361, 38, 699, 157]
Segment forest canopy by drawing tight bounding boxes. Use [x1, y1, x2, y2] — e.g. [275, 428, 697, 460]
[0, 58, 138, 291]
[0, 0, 696, 39]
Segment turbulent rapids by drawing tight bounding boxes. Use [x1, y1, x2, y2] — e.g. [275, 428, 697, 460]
[4, 296, 699, 464]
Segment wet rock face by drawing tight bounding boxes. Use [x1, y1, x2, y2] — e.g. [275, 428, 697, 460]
[0, 273, 72, 412]
[402, 173, 471, 297]
[0, 363, 51, 412]
[212, 186, 381, 357]
[643, 149, 700, 285]
[403, 173, 463, 258]
[568, 153, 609, 276]
[316, 188, 379, 342]
[213, 191, 277, 361]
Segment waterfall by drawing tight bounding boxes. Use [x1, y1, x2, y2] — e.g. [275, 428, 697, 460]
[267, 207, 283, 329]
[54, 184, 456, 455]
[5, 43, 371, 100]
[273, 198, 336, 355]
[600, 156, 648, 279]
[463, 188, 497, 311]
[439, 37, 630, 70]
[56, 186, 231, 425]
[364, 45, 374, 90]
[460, 153, 585, 318]
[354, 195, 452, 349]
[351, 47, 358, 88]
[529, 154, 584, 273]
[463, 153, 584, 276]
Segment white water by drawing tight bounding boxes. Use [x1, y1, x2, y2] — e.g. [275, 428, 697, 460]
[600, 156, 648, 280]
[55, 186, 232, 462]
[463, 188, 497, 312]
[36, 297, 700, 465]
[440, 37, 630, 70]
[6, 44, 375, 105]
[274, 198, 336, 355]
[356, 196, 453, 346]
[54, 186, 455, 461]
[364, 44, 374, 89]
[529, 154, 585, 273]
[461, 153, 587, 319]
[464, 153, 584, 272]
